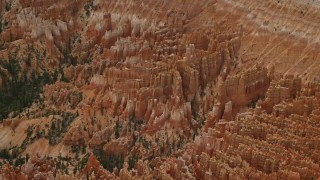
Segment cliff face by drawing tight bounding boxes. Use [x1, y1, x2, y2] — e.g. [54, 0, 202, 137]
[114, 77, 320, 180]
[0, 0, 320, 179]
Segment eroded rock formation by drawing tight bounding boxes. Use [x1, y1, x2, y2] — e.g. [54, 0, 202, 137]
[0, 0, 320, 179]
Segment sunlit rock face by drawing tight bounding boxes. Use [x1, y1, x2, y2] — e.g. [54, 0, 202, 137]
[0, 0, 320, 179]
